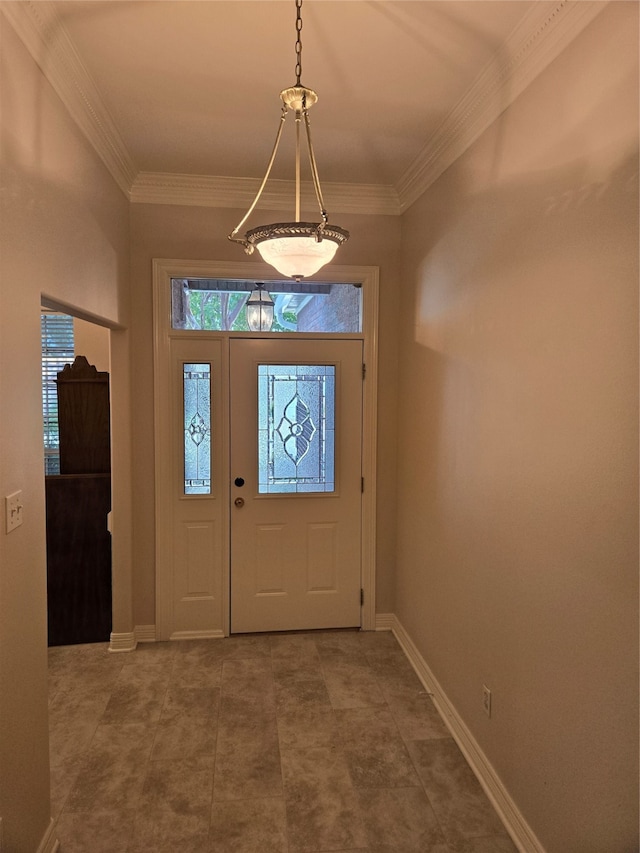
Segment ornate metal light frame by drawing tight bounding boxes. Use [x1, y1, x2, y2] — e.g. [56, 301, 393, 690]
[245, 283, 274, 331]
[228, 0, 349, 281]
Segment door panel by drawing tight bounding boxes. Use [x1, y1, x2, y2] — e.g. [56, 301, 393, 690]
[230, 339, 363, 633]
[169, 339, 226, 637]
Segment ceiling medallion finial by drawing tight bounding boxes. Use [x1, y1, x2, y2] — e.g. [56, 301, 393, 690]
[228, 0, 349, 281]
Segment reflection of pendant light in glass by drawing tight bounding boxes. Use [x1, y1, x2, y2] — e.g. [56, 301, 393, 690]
[228, 0, 349, 281]
[246, 283, 274, 331]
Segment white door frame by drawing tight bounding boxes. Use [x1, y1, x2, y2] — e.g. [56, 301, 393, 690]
[152, 259, 379, 637]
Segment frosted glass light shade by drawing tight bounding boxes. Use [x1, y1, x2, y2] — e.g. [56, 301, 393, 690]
[257, 235, 338, 279]
[246, 222, 349, 280]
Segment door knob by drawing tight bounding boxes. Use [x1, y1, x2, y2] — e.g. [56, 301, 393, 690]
[234, 497, 245, 508]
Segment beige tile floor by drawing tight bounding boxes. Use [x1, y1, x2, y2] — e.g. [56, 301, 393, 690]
[49, 630, 518, 852]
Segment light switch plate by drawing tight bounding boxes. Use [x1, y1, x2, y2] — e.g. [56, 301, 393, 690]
[5, 491, 23, 533]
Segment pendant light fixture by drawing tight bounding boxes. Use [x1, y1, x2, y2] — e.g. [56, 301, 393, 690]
[245, 283, 274, 331]
[228, 0, 349, 281]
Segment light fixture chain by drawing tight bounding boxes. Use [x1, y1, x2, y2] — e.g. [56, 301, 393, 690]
[295, 0, 303, 85]
[228, 0, 350, 278]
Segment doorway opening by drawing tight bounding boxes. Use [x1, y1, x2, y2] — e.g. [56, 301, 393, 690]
[41, 309, 113, 646]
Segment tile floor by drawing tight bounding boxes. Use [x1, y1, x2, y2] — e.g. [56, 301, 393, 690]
[48, 630, 518, 852]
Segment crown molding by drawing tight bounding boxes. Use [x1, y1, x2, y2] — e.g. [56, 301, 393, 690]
[3, 0, 607, 215]
[396, 0, 608, 212]
[1, 0, 137, 197]
[130, 172, 401, 216]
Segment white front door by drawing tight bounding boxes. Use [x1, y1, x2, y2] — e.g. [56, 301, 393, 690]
[229, 338, 363, 633]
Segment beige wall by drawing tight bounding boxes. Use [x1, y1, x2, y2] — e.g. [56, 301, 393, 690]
[0, 19, 130, 852]
[396, 5, 638, 852]
[1, 3, 638, 852]
[74, 318, 111, 373]
[129, 203, 401, 626]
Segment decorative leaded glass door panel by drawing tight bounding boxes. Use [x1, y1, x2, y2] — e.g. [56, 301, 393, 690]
[168, 338, 226, 638]
[230, 339, 363, 633]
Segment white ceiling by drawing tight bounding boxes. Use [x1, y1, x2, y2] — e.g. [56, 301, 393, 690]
[53, 0, 532, 184]
[5, 1, 607, 212]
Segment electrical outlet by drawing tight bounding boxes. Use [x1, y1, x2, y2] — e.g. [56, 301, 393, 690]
[482, 684, 492, 718]
[5, 491, 23, 533]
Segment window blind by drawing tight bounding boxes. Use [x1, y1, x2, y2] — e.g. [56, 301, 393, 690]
[41, 313, 74, 474]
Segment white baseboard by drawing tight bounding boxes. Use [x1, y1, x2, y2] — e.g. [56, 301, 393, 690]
[374, 612, 396, 631]
[135, 624, 157, 643]
[110, 625, 227, 648]
[382, 613, 545, 853]
[169, 629, 226, 641]
[37, 818, 60, 853]
[108, 625, 158, 651]
[108, 631, 137, 653]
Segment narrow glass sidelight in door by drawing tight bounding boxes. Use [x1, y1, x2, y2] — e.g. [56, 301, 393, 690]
[164, 339, 226, 640]
[229, 338, 363, 633]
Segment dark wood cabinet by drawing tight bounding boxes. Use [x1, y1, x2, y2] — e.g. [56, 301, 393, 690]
[57, 355, 110, 475]
[46, 474, 112, 645]
[46, 355, 112, 646]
